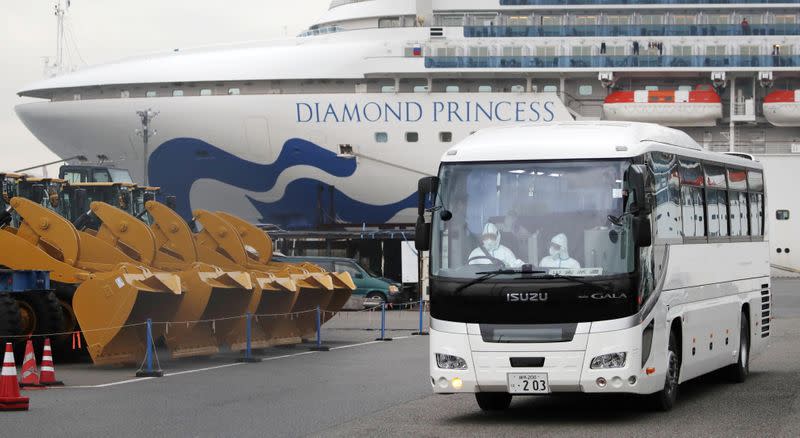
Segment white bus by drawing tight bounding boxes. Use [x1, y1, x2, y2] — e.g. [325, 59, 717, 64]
[414, 122, 771, 411]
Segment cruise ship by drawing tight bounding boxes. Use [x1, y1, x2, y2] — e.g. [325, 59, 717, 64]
[14, 0, 800, 269]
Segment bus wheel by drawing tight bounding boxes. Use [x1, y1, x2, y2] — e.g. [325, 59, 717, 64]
[652, 331, 680, 411]
[475, 392, 512, 411]
[726, 311, 750, 383]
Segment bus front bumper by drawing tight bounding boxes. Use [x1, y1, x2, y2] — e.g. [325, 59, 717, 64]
[429, 320, 666, 396]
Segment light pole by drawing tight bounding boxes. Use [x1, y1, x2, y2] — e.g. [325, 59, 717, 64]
[135, 109, 159, 186]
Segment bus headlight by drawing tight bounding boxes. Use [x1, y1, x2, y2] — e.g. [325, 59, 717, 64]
[388, 285, 400, 294]
[590, 352, 627, 369]
[436, 353, 468, 370]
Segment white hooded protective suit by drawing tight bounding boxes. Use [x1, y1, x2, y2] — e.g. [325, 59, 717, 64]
[468, 223, 524, 268]
[539, 233, 581, 269]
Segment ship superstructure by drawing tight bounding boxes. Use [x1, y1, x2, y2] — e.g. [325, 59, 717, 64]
[14, 0, 800, 270]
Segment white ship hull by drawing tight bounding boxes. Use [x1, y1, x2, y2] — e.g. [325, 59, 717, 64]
[16, 92, 571, 227]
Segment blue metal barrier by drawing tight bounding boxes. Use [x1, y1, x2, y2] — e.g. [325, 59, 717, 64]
[375, 303, 393, 341]
[309, 306, 331, 351]
[237, 313, 262, 363]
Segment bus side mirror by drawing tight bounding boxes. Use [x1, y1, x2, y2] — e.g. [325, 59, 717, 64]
[415, 177, 439, 252]
[634, 217, 653, 248]
[417, 177, 439, 216]
[628, 165, 653, 216]
[165, 195, 177, 210]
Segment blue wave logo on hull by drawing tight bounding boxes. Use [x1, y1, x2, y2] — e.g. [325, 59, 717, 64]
[148, 137, 415, 228]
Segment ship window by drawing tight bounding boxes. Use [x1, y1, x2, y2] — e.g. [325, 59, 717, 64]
[507, 16, 530, 26]
[536, 46, 556, 57]
[413, 85, 429, 93]
[439, 132, 453, 143]
[227, 88, 241, 95]
[639, 15, 662, 25]
[120, 90, 130, 98]
[706, 46, 726, 56]
[378, 17, 402, 28]
[446, 85, 460, 93]
[478, 85, 492, 92]
[540, 15, 560, 26]
[673, 46, 692, 57]
[606, 15, 629, 25]
[502, 46, 523, 57]
[572, 46, 592, 57]
[437, 47, 458, 57]
[574, 15, 598, 26]
[543, 85, 558, 93]
[406, 132, 419, 143]
[740, 46, 760, 56]
[645, 85, 659, 91]
[200, 89, 213, 96]
[469, 46, 489, 57]
[381, 86, 396, 93]
[173, 90, 184, 97]
[437, 15, 465, 27]
[777, 210, 790, 221]
[672, 15, 694, 25]
[73, 94, 81, 101]
[375, 132, 388, 143]
[607, 46, 625, 56]
[510, 85, 525, 93]
[774, 15, 796, 25]
[146, 91, 157, 97]
[706, 14, 728, 25]
[578, 85, 593, 96]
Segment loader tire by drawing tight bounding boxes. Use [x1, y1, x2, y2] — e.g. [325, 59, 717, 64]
[16, 291, 66, 356]
[0, 293, 24, 361]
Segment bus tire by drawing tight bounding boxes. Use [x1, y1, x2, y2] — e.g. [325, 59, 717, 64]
[651, 331, 680, 411]
[475, 392, 512, 411]
[726, 311, 750, 383]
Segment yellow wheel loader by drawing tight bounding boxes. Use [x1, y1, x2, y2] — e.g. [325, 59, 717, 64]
[1, 173, 65, 359]
[0, 196, 182, 365]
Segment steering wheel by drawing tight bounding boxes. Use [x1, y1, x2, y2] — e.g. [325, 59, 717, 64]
[467, 256, 506, 269]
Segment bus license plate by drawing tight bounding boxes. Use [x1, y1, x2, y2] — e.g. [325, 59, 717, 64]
[507, 373, 550, 394]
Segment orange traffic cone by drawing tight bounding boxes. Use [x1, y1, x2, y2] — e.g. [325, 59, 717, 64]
[0, 342, 29, 411]
[19, 340, 46, 390]
[39, 339, 63, 387]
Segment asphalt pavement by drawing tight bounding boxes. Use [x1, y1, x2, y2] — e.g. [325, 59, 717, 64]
[1, 280, 798, 437]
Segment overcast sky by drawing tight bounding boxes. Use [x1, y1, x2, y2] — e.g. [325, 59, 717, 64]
[1, 0, 330, 174]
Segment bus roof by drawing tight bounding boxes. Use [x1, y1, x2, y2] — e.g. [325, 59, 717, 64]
[442, 122, 762, 170]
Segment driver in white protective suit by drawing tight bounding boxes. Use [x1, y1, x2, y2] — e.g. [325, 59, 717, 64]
[468, 223, 524, 268]
[539, 233, 581, 269]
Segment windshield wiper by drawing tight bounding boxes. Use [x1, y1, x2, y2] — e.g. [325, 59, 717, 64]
[530, 273, 616, 294]
[454, 268, 547, 295]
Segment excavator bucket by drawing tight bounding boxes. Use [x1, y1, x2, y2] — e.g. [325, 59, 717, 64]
[6, 197, 184, 365]
[249, 273, 300, 346]
[214, 211, 354, 328]
[90, 200, 264, 358]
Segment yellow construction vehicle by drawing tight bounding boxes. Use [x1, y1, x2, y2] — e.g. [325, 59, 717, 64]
[0, 176, 183, 365]
[1, 172, 65, 357]
[62, 164, 354, 344]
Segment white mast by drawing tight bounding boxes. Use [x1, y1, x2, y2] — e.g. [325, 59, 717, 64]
[45, 0, 70, 77]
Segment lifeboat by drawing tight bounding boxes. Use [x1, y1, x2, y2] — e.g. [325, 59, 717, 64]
[763, 90, 800, 127]
[603, 85, 723, 127]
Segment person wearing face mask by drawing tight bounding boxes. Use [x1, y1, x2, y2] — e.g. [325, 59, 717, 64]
[539, 233, 581, 269]
[468, 222, 524, 268]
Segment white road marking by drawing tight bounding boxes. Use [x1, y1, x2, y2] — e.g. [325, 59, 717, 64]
[62, 337, 416, 389]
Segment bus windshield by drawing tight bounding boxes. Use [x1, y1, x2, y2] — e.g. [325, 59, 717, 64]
[431, 159, 636, 279]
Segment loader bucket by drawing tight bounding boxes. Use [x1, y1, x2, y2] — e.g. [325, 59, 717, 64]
[250, 273, 300, 346]
[164, 266, 265, 358]
[72, 266, 182, 366]
[322, 272, 355, 324]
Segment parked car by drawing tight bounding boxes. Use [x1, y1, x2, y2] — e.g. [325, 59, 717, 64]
[273, 256, 407, 306]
